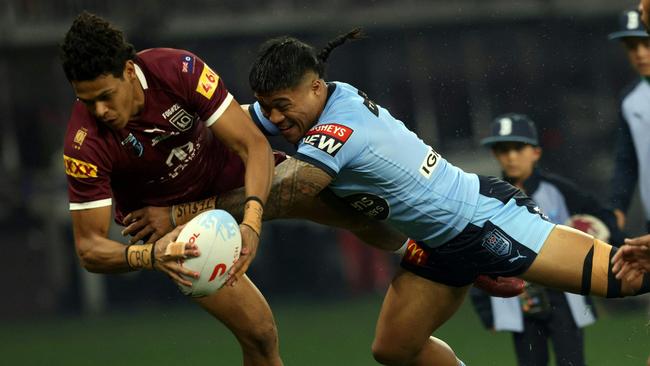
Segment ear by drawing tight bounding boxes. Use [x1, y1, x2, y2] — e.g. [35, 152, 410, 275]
[311, 78, 325, 94]
[123, 60, 136, 81]
[532, 146, 542, 162]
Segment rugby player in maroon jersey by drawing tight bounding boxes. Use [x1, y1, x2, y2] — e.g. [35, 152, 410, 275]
[60, 12, 280, 365]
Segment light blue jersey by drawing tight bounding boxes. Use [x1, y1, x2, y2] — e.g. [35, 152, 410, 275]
[252, 82, 554, 252]
[254, 82, 483, 247]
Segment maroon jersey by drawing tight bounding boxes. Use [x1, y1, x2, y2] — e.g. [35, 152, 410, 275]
[63, 48, 246, 225]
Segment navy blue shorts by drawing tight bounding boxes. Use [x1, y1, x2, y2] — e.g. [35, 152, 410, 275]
[400, 176, 555, 287]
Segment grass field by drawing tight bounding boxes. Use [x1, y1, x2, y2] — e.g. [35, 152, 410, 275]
[2, 296, 648, 365]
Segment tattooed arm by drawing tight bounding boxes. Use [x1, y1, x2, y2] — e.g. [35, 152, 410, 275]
[122, 158, 405, 251]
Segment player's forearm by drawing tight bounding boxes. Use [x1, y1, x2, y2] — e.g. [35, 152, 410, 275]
[75, 235, 140, 273]
[242, 135, 274, 204]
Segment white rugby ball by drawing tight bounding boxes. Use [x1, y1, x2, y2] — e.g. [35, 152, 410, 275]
[176, 209, 241, 297]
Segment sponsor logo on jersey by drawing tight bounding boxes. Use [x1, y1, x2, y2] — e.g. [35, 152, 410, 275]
[482, 228, 512, 257]
[120, 133, 144, 157]
[181, 55, 195, 74]
[419, 147, 440, 179]
[344, 193, 390, 220]
[73, 128, 87, 150]
[163, 103, 195, 131]
[163, 141, 201, 180]
[196, 64, 220, 100]
[63, 155, 98, 178]
[302, 123, 353, 156]
[404, 239, 428, 266]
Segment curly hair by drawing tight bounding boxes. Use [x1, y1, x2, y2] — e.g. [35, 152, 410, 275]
[249, 28, 363, 94]
[60, 11, 136, 82]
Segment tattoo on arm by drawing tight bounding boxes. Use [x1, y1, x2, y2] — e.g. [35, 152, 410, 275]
[173, 196, 218, 226]
[218, 158, 331, 221]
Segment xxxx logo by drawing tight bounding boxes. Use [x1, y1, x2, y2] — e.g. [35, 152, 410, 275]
[63, 155, 98, 178]
[404, 239, 429, 266]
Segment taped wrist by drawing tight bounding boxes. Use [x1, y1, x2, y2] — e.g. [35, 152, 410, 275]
[171, 195, 218, 227]
[242, 197, 263, 237]
[126, 243, 155, 270]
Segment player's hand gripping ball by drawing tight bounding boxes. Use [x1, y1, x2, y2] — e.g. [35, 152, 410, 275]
[176, 210, 241, 297]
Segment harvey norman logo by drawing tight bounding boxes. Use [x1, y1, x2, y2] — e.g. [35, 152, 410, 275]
[302, 123, 353, 156]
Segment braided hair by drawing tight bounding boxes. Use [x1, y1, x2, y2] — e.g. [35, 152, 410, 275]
[249, 28, 363, 94]
[60, 11, 136, 82]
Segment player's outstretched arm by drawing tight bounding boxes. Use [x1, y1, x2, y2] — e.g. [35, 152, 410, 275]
[71, 206, 200, 286]
[123, 158, 406, 251]
[209, 98, 274, 284]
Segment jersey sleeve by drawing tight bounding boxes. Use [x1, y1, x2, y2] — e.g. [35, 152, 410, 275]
[248, 102, 280, 135]
[294, 122, 363, 177]
[169, 52, 233, 128]
[63, 107, 113, 210]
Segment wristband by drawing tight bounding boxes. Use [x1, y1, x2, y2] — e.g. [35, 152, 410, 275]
[241, 199, 263, 237]
[245, 196, 265, 206]
[126, 243, 155, 270]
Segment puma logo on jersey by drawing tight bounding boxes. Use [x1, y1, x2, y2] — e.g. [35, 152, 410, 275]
[419, 148, 440, 179]
[303, 123, 353, 157]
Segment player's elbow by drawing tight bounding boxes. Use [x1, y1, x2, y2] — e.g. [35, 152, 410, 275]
[75, 241, 103, 273]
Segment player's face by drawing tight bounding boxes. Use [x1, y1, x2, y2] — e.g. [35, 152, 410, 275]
[640, 0, 650, 30]
[492, 142, 540, 181]
[72, 61, 142, 130]
[255, 73, 327, 144]
[622, 37, 650, 76]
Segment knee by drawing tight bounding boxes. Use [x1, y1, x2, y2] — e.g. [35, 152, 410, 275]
[371, 338, 418, 366]
[237, 321, 279, 358]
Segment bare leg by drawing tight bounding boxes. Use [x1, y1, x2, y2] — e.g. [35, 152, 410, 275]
[372, 270, 469, 366]
[522, 225, 645, 297]
[193, 275, 282, 366]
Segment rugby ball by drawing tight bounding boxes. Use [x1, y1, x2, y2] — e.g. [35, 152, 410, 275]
[564, 214, 610, 242]
[176, 209, 241, 297]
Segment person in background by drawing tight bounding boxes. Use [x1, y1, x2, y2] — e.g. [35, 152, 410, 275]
[471, 113, 624, 366]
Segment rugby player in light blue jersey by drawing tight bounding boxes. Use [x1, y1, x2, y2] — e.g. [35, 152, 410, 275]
[244, 30, 650, 366]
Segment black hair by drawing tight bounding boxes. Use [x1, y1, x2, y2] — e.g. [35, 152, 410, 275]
[249, 28, 363, 94]
[60, 11, 136, 82]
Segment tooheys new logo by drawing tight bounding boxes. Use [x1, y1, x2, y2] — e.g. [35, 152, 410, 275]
[302, 123, 353, 156]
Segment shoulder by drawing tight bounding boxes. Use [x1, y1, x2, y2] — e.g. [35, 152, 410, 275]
[621, 79, 647, 108]
[136, 48, 209, 90]
[321, 82, 373, 127]
[64, 102, 112, 170]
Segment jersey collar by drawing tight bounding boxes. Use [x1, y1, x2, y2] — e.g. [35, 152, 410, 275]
[134, 63, 149, 90]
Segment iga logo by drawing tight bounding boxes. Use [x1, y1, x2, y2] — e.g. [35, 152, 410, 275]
[302, 123, 353, 156]
[419, 148, 440, 179]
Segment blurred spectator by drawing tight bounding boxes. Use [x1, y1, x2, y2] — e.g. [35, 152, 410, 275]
[608, 9, 650, 232]
[471, 113, 624, 366]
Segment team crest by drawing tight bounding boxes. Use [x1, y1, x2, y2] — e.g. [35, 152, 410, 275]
[73, 128, 87, 149]
[482, 229, 512, 257]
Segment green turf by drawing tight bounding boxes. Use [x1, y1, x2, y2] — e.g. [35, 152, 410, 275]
[1, 297, 647, 365]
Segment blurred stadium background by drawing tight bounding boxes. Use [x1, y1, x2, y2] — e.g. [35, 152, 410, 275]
[0, 0, 648, 364]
